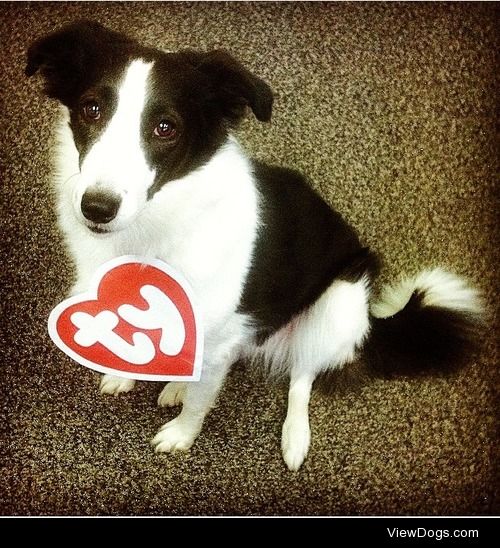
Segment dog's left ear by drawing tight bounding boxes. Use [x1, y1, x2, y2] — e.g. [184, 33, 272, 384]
[26, 20, 132, 105]
[186, 50, 273, 124]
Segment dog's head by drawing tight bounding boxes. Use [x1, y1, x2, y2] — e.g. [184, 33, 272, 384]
[26, 20, 273, 234]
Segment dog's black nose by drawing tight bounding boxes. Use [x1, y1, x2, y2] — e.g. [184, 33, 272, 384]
[81, 190, 121, 224]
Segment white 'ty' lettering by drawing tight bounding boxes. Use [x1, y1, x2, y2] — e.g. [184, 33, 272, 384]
[70, 285, 186, 364]
[71, 310, 155, 364]
[118, 285, 186, 356]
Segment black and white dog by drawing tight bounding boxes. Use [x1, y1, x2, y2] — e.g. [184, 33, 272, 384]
[26, 21, 483, 470]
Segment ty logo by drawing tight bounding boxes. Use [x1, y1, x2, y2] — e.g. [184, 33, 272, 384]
[48, 257, 203, 382]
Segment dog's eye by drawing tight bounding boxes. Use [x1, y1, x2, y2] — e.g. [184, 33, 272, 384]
[82, 101, 101, 121]
[154, 120, 177, 140]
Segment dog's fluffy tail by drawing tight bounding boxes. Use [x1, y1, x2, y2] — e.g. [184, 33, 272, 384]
[365, 268, 485, 377]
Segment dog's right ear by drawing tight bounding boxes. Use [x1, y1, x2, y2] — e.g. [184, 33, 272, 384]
[26, 20, 131, 105]
[182, 49, 273, 125]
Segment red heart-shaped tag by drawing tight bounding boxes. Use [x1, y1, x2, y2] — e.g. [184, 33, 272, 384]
[48, 256, 203, 381]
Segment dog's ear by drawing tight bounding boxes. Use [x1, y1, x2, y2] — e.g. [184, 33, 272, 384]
[26, 20, 131, 104]
[185, 50, 273, 124]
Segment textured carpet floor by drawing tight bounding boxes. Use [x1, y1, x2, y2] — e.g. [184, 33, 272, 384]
[1, 2, 498, 515]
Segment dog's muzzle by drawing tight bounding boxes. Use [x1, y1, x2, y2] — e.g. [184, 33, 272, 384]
[81, 190, 121, 225]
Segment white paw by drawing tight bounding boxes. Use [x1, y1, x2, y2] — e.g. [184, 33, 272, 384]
[151, 417, 198, 453]
[157, 382, 187, 407]
[281, 416, 311, 471]
[99, 374, 136, 396]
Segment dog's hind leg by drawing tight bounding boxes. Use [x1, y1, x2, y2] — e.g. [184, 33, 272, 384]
[281, 372, 314, 471]
[279, 277, 371, 470]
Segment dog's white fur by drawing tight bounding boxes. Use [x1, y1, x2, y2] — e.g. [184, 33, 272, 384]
[53, 58, 479, 471]
[72, 60, 156, 232]
[371, 268, 484, 318]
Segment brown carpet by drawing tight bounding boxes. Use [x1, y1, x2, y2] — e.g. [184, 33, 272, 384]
[1, 2, 498, 516]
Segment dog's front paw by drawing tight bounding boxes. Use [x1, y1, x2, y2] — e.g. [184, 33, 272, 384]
[99, 374, 136, 396]
[281, 416, 310, 471]
[151, 417, 198, 453]
[157, 382, 187, 407]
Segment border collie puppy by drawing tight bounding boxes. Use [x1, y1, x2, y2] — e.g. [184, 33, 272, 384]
[26, 21, 483, 470]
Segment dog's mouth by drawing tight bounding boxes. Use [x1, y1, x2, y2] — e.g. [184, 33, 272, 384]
[86, 223, 113, 235]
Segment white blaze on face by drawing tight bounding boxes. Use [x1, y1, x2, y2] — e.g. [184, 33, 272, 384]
[75, 59, 155, 229]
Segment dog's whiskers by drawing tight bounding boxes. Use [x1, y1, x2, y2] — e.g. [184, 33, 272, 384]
[62, 171, 80, 186]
